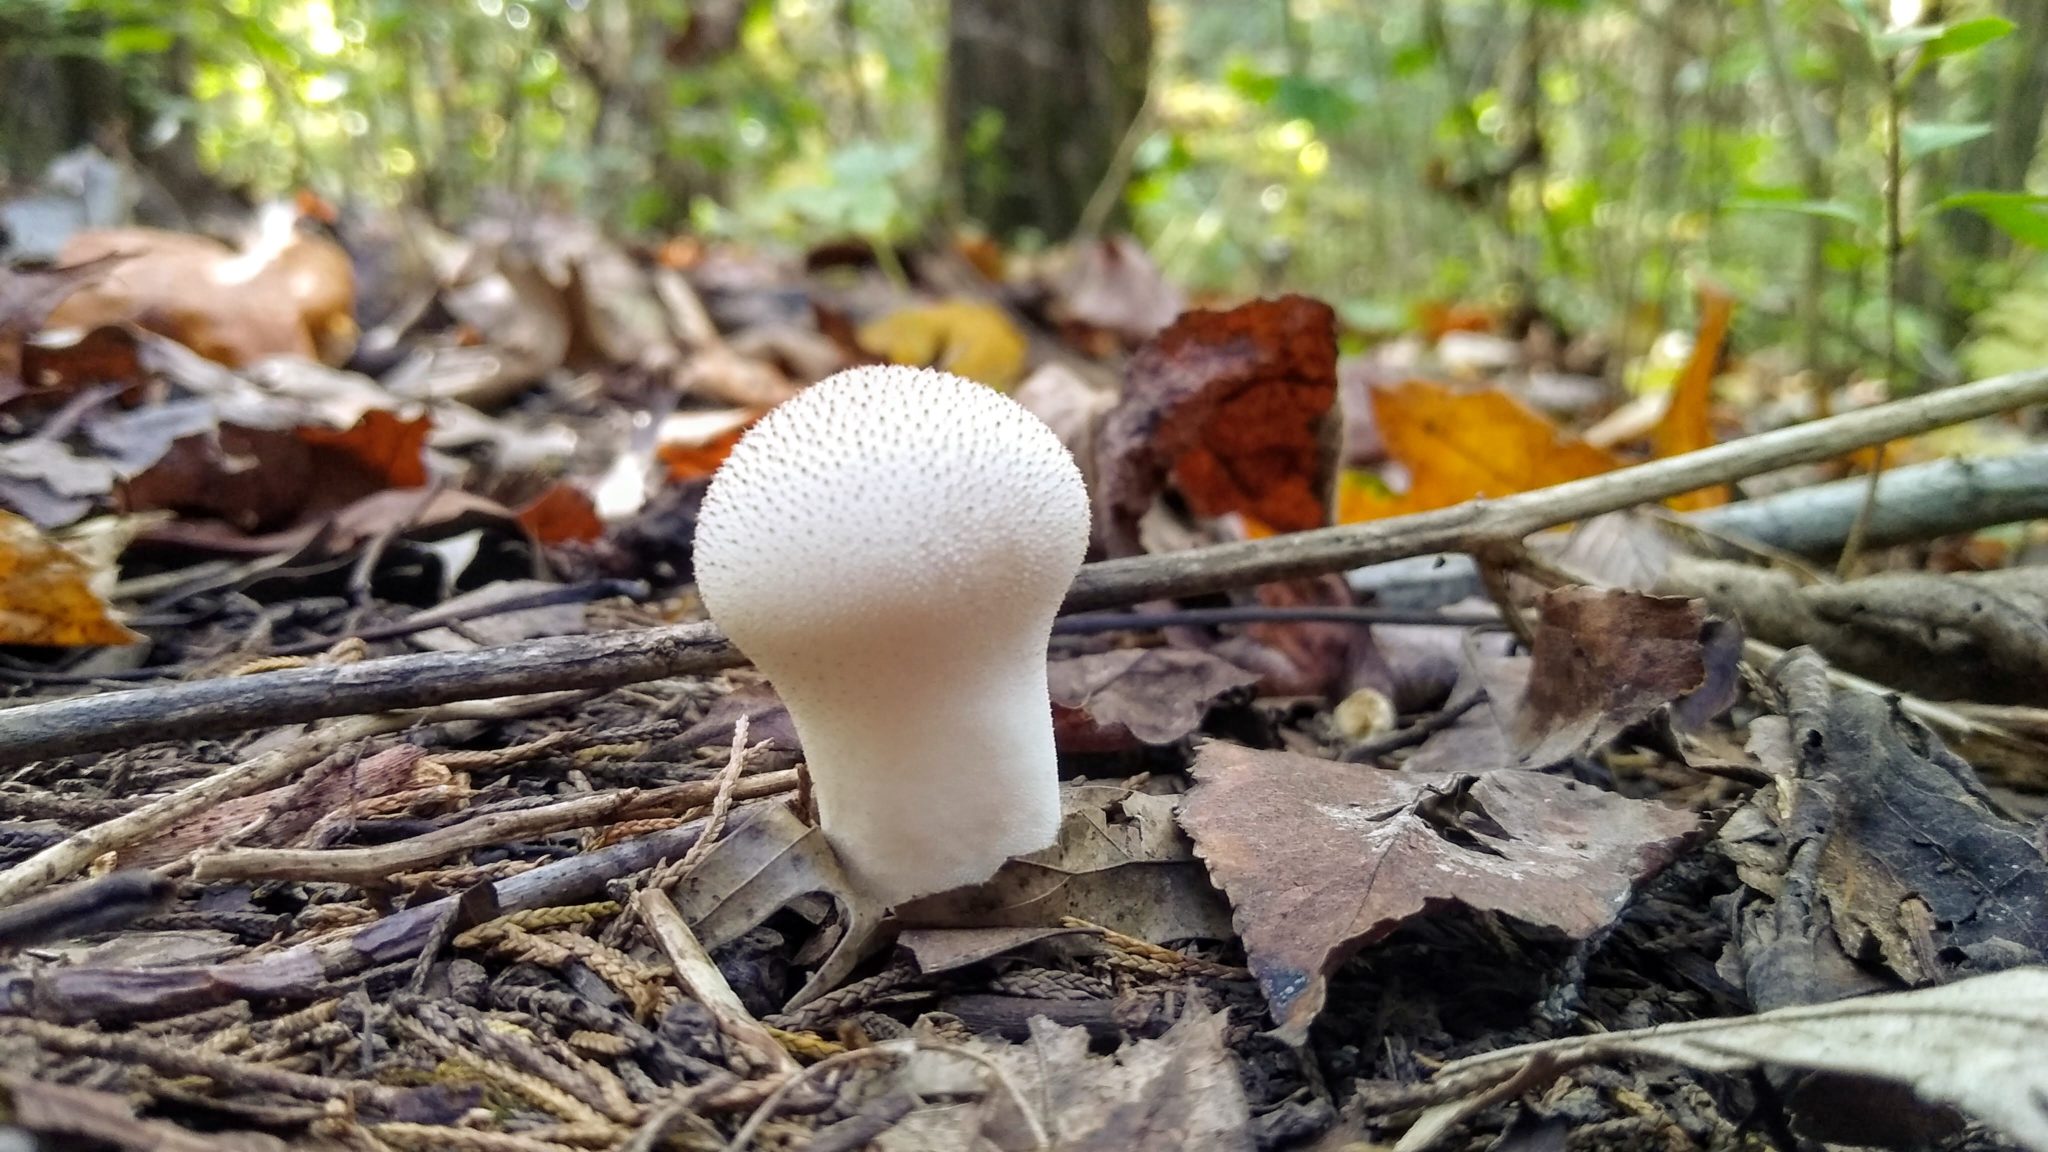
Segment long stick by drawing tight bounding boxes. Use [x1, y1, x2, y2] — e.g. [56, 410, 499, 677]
[2, 364, 2046, 770]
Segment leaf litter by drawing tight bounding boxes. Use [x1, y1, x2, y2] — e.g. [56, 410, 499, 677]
[1, 204, 2047, 1152]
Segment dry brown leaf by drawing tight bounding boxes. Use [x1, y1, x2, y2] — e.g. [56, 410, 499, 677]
[1098, 295, 1338, 554]
[1393, 968, 2048, 1152]
[0, 509, 142, 646]
[121, 410, 429, 534]
[1179, 741, 1698, 1043]
[879, 1004, 1251, 1152]
[1513, 586, 1742, 768]
[46, 216, 358, 368]
[1048, 648, 1260, 751]
[1046, 234, 1185, 345]
[514, 482, 604, 544]
[0, 259, 115, 397]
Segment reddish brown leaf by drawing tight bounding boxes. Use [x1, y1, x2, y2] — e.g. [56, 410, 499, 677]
[515, 482, 604, 544]
[0, 259, 116, 398]
[1513, 587, 1742, 768]
[1048, 648, 1260, 751]
[1179, 742, 1699, 1043]
[1098, 295, 1338, 554]
[1219, 574, 1364, 699]
[122, 411, 430, 535]
[296, 409, 430, 490]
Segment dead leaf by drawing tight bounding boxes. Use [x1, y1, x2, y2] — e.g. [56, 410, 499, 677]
[121, 410, 430, 534]
[1047, 235, 1185, 345]
[900, 782, 1233, 948]
[1512, 587, 1742, 768]
[657, 407, 759, 482]
[1012, 362, 1117, 496]
[1337, 381, 1621, 522]
[0, 509, 141, 646]
[1392, 968, 2048, 1152]
[1650, 283, 1734, 511]
[669, 801, 887, 1011]
[1048, 648, 1260, 750]
[879, 1004, 1252, 1152]
[0, 258, 116, 397]
[515, 482, 604, 544]
[1726, 650, 2048, 1004]
[46, 213, 358, 368]
[1217, 574, 1366, 699]
[1180, 741, 1698, 1043]
[1098, 295, 1338, 554]
[858, 299, 1029, 390]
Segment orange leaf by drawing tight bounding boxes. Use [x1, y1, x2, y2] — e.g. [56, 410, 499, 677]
[657, 421, 754, 483]
[1338, 380, 1621, 522]
[1098, 295, 1338, 554]
[516, 483, 604, 544]
[0, 510, 142, 646]
[298, 409, 430, 490]
[1651, 284, 1735, 511]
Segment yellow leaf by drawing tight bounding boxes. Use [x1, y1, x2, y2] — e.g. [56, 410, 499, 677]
[1338, 381, 1622, 522]
[0, 510, 142, 646]
[856, 299, 1029, 391]
[1651, 284, 1735, 511]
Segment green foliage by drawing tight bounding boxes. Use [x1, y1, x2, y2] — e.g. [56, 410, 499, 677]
[6, 0, 2044, 385]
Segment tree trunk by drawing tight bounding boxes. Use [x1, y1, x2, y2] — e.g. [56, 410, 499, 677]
[942, 0, 1151, 241]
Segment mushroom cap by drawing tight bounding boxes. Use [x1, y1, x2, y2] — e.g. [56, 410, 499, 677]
[693, 365, 1091, 658]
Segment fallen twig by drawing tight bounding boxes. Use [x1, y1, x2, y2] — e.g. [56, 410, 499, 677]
[192, 769, 798, 886]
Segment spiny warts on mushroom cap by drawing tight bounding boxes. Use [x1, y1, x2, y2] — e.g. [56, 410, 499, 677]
[690, 364, 1092, 907]
[693, 365, 1091, 656]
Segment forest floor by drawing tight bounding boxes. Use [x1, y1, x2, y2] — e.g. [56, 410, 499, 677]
[0, 205, 2045, 1152]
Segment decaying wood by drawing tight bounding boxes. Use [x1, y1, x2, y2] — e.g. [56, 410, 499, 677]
[1, 363, 2045, 770]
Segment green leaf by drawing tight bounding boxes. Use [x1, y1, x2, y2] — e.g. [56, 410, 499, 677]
[1725, 196, 1870, 231]
[1924, 16, 2015, 58]
[1902, 121, 1991, 163]
[103, 23, 175, 56]
[1939, 192, 2048, 248]
[1872, 25, 1942, 57]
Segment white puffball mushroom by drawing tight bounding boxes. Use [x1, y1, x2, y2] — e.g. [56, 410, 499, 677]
[693, 365, 1091, 907]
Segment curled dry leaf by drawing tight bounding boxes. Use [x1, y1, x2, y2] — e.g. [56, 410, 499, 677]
[1098, 295, 1339, 554]
[1512, 586, 1743, 768]
[120, 409, 430, 534]
[47, 216, 358, 368]
[0, 258, 115, 397]
[1392, 968, 2048, 1152]
[1048, 647, 1260, 751]
[0, 509, 142, 646]
[1179, 741, 1698, 1044]
[901, 782, 1234, 948]
[513, 482, 604, 544]
[1045, 234, 1186, 345]
[878, 1004, 1251, 1152]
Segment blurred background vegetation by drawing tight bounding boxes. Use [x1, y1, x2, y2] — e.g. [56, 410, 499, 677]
[3, 0, 2047, 388]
